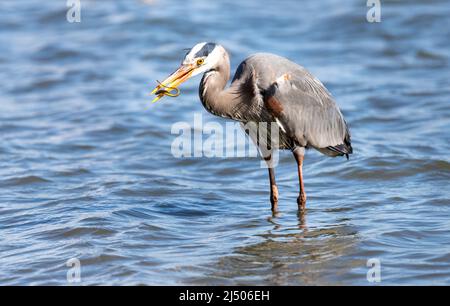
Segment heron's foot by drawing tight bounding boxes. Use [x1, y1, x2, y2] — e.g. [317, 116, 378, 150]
[270, 185, 279, 212]
[297, 193, 306, 212]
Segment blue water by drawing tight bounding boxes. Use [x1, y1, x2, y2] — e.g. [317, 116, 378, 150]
[0, 0, 449, 285]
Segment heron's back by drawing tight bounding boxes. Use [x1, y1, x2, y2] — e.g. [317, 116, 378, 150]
[231, 53, 352, 157]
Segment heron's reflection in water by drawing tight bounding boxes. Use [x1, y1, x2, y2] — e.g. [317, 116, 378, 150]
[202, 208, 360, 285]
[268, 210, 307, 232]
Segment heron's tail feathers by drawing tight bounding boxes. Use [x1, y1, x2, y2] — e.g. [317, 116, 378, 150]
[325, 129, 353, 160]
[326, 144, 351, 159]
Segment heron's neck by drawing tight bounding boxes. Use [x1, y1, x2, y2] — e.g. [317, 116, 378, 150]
[199, 55, 240, 119]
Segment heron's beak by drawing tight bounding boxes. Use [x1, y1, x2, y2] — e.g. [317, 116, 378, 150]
[151, 64, 196, 103]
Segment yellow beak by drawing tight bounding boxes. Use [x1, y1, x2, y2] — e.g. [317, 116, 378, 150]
[151, 64, 196, 103]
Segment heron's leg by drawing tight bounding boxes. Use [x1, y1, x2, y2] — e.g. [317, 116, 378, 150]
[268, 167, 279, 212]
[293, 148, 307, 211]
[264, 155, 278, 212]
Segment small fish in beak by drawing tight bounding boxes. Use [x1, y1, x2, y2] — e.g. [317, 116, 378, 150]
[153, 81, 180, 99]
[151, 64, 195, 103]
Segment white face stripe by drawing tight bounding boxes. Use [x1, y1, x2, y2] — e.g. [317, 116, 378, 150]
[183, 42, 223, 78]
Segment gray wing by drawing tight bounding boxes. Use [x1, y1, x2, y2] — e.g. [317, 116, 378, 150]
[241, 53, 352, 156]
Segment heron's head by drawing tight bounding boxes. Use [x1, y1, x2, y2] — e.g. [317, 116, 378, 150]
[151, 42, 225, 103]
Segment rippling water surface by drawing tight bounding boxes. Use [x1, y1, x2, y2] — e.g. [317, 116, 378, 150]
[1, 0, 449, 285]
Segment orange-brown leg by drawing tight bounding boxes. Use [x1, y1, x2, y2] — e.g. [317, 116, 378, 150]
[293, 149, 307, 211]
[268, 166, 279, 212]
[264, 155, 278, 212]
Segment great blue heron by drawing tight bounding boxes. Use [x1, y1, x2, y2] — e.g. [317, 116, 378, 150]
[151, 42, 352, 212]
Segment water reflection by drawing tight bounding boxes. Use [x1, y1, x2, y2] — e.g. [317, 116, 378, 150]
[188, 210, 360, 285]
[268, 210, 307, 231]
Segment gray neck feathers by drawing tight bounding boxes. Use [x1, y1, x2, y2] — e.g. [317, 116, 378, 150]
[199, 51, 240, 119]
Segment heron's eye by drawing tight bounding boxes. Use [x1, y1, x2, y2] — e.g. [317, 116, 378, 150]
[196, 58, 205, 66]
